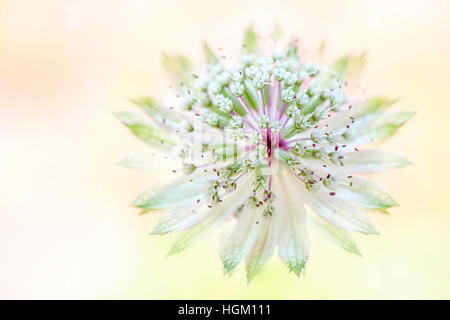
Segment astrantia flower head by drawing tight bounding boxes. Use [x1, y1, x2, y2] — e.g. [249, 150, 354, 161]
[116, 26, 413, 282]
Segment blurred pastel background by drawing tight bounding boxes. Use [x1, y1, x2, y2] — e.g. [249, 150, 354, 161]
[1, 0, 449, 299]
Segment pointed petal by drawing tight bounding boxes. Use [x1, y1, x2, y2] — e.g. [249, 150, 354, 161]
[273, 22, 284, 41]
[356, 97, 398, 118]
[286, 40, 299, 59]
[245, 215, 281, 283]
[342, 149, 412, 173]
[344, 110, 414, 145]
[326, 97, 397, 132]
[316, 39, 326, 60]
[168, 174, 254, 255]
[220, 207, 264, 274]
[308, 213, 361, 256]
[331, 55, 349, 77]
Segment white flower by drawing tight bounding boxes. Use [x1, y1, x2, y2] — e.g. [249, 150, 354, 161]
[213, 94, 233, 113]
[117, 26, 413, 282]
[281, 87, 296, 103]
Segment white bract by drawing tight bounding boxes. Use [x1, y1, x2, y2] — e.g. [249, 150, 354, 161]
[116, 26, 412, 283]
